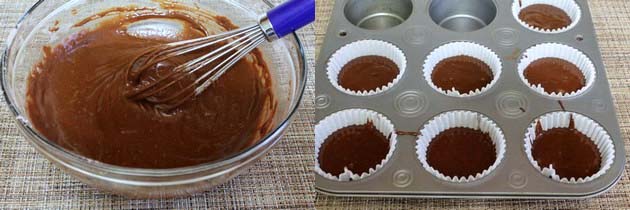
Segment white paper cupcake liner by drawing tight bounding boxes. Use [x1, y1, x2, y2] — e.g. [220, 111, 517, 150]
[314, 109, 398, 181]
[326, 40, 407, 96]
[512, 0, 582, 34]
[415, 111, 506, 183]
[422, 42, 502, 97]
[524, 112, 615, 184]
[518, 43, 596, 99]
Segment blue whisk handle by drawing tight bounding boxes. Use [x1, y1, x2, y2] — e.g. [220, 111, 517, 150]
[266, 0, 315, 38]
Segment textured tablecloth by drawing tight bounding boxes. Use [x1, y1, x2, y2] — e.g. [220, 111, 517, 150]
[0, 0, 628, 209]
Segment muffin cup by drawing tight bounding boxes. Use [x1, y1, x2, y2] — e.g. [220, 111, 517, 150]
[315, 109, 398, 181]
[512, 0, 582, 34]
[524, 112, 615, 184]
[326, 40, 407, 96]
[416, 111, 506, 183]
[518, 43, 596, 99]
[423, 42, 502, 97]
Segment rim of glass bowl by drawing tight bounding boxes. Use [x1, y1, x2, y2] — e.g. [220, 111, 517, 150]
[0, 0, 307, 183]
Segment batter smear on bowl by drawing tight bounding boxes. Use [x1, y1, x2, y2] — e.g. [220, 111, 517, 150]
[26, 8, 276, 169]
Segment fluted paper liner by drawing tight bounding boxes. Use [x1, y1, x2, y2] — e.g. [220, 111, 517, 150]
[512, 0, 582, 34]
[524, 112, 615, 184]
[423, 42, 502, 97]
[326, 40, 407, 96]
[315, 109, 397, 181]
[518, 43, 596, 99]
[416, 111, 506, 183]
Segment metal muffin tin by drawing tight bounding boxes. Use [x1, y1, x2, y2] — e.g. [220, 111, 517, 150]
[314, 0, 626, 199]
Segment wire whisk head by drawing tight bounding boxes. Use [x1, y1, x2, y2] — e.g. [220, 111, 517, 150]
[125, 25, 266, 110]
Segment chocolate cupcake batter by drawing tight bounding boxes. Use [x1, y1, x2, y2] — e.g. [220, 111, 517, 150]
[524, 58, 585, 94]
[338, 56, 399, 92]
[318, 121, 390, 176]
[426, 127, 496, 177]
[432, 55, 494, 94]
[532, 118, 601, 179]
[519, 4, 572, 30]
[26, 8, 276, 168]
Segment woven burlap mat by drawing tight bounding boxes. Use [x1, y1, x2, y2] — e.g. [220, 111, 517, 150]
[0, 0, 628, 209]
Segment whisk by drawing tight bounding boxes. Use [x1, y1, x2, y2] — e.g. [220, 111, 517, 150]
[125, 0, 315, 110]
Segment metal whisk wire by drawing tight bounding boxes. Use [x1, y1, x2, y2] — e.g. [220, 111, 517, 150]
[127, 25, 264, 107]
[126, 0, 314, 110]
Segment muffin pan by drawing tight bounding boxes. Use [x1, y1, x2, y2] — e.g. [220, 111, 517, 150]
[314, 0, 626, 198]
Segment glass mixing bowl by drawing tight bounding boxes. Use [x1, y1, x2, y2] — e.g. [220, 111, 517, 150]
[1, 0, 306, 198]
